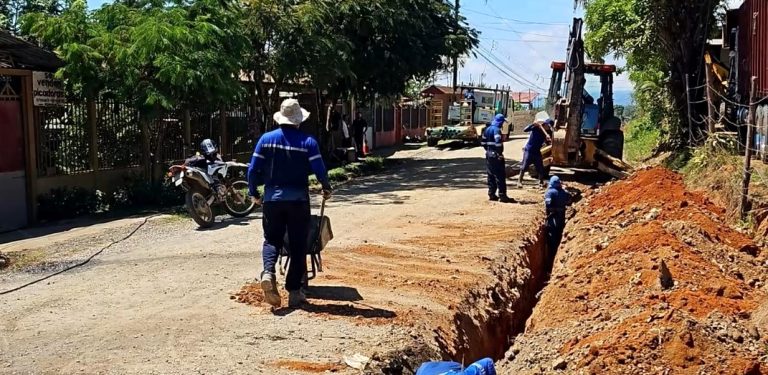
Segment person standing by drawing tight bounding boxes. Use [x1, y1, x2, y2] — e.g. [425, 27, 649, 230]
[544, 175, 571, 273]
[248, 99, 333, 309]
[482, 114, 513, 203]
[352, 112, 368, 158]
[517, 111, 552, 188]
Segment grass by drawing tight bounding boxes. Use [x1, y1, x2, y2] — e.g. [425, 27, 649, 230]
[309, 156, 389, 188]
[623, 117, 662, 164]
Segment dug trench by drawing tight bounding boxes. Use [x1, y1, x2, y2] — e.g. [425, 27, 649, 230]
[372, 168, 768, 374]
[365, 213, 562, 373]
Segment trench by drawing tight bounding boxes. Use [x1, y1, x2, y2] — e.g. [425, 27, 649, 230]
[434, 223, 551, 363]
[367, 221, 554, 374]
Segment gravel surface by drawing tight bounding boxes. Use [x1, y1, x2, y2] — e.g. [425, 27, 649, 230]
[1, 139, 546, 374]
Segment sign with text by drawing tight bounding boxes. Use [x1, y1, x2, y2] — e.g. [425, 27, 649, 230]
[32, 71, 65, 106]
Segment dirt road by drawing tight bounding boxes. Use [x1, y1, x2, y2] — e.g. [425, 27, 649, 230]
[1, 139, 544, 374]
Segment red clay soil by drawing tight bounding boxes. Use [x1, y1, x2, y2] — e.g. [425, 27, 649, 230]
[500, 167, 768, 374]
[272, 359, 344, 373]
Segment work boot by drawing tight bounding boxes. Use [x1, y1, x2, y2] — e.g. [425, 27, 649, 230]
[260, 271, 281, 308]
[489, 195, 500, 201]
[499, 195, 516, 203]
[288, 290, 308, 308]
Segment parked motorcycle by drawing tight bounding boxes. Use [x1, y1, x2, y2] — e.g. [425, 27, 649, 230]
[168, 140, 256, 228]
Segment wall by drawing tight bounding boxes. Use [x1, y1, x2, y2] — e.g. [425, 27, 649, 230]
[36, 166, 144, 196]
[738, 0, 768, 98]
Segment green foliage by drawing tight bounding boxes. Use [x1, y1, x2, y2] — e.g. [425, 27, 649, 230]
[582, 0, 720, 148]
[1, 0, 61, 33]
[38, 187, 105, 221]
[623, 114, 661, 163]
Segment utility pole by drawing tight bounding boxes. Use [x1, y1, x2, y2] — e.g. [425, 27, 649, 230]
[740, 77, 757, 221]
[452, 0, 459, 93]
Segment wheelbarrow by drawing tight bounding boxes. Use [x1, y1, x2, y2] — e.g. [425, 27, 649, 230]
[277, 197, 333, 288]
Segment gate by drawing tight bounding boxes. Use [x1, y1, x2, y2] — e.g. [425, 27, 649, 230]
[0, 76, 28, 231]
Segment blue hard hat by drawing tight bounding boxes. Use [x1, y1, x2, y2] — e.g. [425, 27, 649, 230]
[549, 175, 561, 188]
[494, 114, 506, 122]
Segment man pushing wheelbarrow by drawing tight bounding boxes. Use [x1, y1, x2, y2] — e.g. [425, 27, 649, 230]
[248, 99, 333, 309]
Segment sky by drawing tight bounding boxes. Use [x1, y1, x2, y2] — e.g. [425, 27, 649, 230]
[436, 0, 634, 104]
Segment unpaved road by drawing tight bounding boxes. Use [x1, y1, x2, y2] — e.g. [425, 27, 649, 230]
[1, 139, 543, 374]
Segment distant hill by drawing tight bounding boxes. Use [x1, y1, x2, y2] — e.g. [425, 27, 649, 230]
[614, 90, 634, 106]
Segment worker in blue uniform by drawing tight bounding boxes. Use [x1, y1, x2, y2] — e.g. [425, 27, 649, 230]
[482, 114, 513, 203]
[248, 98, 332, 309]
[517, 111, 553, 188]
[544, 175, 571, 274]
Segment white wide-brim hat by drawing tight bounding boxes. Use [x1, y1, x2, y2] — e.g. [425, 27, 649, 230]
[273, 98, 310, 126]
[534, 111, 551, 124]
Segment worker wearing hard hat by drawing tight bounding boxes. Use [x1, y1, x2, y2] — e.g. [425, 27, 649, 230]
[517, 111, 552, 188]
[544, 175, 571, 273]
[482, 114, 514, 203]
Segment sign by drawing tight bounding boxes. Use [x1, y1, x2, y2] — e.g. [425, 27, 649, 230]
[32, 71, 65, 106]
[476, 108, 494, 123]
[448, 105, 461, 121]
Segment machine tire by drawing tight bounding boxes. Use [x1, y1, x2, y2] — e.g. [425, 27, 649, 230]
[186, 189, 215, 228]
[427, 138, 439, 147]
[601, 116, 622, 131]
[599, 130, 624, 160]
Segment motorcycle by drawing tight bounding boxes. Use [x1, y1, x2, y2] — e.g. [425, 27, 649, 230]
[168, 156, 257, 228]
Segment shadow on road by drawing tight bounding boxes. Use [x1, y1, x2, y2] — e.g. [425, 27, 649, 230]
[273, 300, 397, 320]
[306, 285, 363, 302]
[196, 213, 263, 231]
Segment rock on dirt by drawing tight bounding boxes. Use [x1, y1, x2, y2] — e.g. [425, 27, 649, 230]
[498, 167, 768, 375]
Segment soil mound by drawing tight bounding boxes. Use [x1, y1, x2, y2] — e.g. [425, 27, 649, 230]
[500, 167, 767, 374]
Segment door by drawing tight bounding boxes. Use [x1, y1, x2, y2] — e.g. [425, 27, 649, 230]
[0, 76, 28, 231]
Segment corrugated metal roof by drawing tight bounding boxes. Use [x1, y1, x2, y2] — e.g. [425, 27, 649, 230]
[0, 30, 62, 72]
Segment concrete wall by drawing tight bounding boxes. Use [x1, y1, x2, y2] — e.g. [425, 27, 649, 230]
[36, 167, 144, 197]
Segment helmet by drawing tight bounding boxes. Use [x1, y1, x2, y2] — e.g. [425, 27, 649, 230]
[534, 111, 551, 124]
[200, 139, 217, 156]
[549, 175, 562, 188]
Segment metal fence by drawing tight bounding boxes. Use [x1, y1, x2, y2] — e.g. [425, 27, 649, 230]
[36, 102, 90, 176]
[97, 98, 141, 170]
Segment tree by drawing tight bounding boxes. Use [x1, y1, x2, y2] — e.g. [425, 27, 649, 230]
[580, 0, 721, 146]
[1, 0, 60, 33]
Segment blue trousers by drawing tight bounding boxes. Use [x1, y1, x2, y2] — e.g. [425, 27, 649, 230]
[545, 211, 566, 274]
[521, 149, 546, 181]
[262, 200, 310, 292]
[486, 157, 507, 197]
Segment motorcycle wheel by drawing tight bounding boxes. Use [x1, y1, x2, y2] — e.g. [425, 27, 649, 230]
[224, 180, 256, 218]
[186, 189, 215, 228]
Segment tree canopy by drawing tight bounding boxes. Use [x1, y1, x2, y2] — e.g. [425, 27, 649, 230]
[581, 0, 722, 146]
[19, 0, 478, 120]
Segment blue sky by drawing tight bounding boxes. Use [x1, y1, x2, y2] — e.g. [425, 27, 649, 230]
[436, 0, 634, 104]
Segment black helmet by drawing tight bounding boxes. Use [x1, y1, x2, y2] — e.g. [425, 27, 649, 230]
[200, 139, 217, 156]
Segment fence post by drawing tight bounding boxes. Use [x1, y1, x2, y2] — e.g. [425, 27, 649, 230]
[87, 98, 99, 171]
[219, 105, 228, 159]
[685, 74, 693, 146]
[183, 107, 191, 153]
[740, 76, 757, 221]
[704, 58, 716, 134]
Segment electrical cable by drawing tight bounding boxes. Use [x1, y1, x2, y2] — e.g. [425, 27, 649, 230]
[0, 215, 158, 296]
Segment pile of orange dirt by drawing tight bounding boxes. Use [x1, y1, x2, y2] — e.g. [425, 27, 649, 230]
[499, 167, 768, 374]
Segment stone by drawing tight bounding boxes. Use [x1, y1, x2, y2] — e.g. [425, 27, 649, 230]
[729, 328, 745, 344]
[747, 325, 760, 340]
[552, 357, 567, 371]
[645, 208, 661, 221]
[659, 260, 674, 290]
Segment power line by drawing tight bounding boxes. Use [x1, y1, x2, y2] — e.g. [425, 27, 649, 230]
[463, 8, 570, 26]
[477, 44, 543, 90]
[474, 48, 546, 92]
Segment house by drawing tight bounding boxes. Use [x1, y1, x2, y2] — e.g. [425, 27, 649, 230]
[510, 91, 540, 110]
[0, 30, 63, 231]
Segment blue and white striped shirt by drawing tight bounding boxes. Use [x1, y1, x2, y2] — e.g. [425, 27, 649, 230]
[248, 126, 331, 202]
